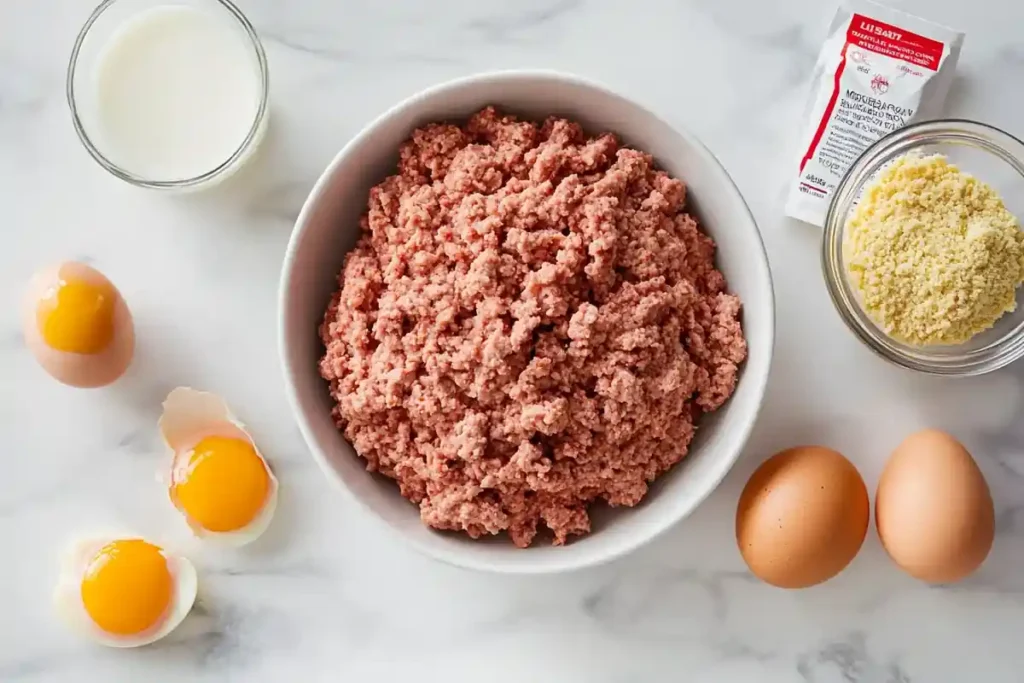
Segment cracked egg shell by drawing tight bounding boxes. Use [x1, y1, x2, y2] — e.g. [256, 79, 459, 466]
[23, 262, 134, 388]
[160, 387, 278, 546]
[53, 536, 197, 648]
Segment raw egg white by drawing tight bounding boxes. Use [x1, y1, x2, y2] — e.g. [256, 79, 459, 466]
[736, 445, 870, 589]
[53, 536, 197, 648]
[23, 262, 134, 388]
[876, 429, 995, 584]
[160, 387, 278, 546]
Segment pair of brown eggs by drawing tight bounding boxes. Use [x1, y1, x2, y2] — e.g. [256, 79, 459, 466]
[736, 429, 995, 588]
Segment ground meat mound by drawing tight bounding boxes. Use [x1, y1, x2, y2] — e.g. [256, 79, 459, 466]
[319, 107, 747, 547]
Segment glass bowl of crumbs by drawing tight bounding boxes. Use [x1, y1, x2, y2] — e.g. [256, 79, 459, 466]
[823, 119, 1024, 376]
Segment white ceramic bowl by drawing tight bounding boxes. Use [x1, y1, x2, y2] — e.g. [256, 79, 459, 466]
[279, 71, 775, 574]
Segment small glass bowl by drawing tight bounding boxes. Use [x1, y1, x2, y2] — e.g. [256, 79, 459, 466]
[67, 0, 269, 190]
[822, 119, 1024, 376]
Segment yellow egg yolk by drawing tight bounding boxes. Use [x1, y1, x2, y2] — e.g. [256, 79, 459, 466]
[37, 278, 116, 354]
[80, 539, 173, 636]
[173, 436, 270, 532]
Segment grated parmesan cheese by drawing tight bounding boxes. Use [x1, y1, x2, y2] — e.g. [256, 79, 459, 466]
[843, 154, 1024, 346]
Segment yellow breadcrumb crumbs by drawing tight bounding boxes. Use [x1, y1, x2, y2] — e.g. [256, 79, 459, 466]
[843, 153, 1024, 346]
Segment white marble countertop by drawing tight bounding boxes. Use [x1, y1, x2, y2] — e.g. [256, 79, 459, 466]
[4, 0, 1024, 680]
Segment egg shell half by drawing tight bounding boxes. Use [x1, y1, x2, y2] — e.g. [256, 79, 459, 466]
[160, 387, 278, 546]
[22, 262, 135, 388]
[53, 537, 197, 648]
[736, 445, 870, 589]
[876, 429, 994, 584]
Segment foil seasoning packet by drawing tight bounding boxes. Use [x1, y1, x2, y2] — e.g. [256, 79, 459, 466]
[784, 0, 965, 227]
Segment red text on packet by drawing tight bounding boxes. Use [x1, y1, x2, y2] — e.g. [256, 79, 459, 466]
[846, 14, 945, 71]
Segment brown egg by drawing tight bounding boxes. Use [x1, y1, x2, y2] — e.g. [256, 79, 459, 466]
[736, 446, 869, 588]
[22, 262, 134, 388]
[876, 429, 994, 584]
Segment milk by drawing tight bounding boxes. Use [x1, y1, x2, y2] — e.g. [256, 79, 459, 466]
[93, 6, 264, 182]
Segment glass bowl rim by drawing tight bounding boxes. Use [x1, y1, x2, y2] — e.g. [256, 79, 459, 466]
[821, 118, 1024, 377]
[65, 0, 270, 189]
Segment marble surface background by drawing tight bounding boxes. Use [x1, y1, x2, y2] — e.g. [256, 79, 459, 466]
[3, 0, 1024, 680]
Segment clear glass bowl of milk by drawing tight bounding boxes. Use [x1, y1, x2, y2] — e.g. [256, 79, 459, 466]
[68, 0, 268, 190]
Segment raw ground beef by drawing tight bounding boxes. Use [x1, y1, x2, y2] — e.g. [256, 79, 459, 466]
[319, 107, 747, 547]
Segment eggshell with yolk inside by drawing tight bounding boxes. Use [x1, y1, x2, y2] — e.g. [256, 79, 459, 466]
[22, 262, 134, 388]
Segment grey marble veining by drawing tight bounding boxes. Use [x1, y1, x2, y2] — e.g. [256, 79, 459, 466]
[3, 0, 1024, 681]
